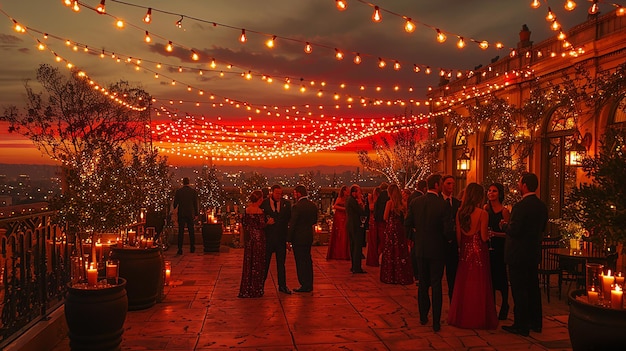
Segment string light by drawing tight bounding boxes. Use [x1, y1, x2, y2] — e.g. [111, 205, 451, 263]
[372, 6, 382, 23]
[564, 1, 576, 11]
[531, 0, 541, 8]
[551, 20, 561, 31]
[144, 31, 151, 43]
[336, 0, 347, 11]
[266, 35, 276, 48]
[304, 42, 312, 54]
[116, 19, 124, 28]
[378, 58, 386, 68]
[191, 50, 199, 61]
[546, 7, 555, 21]
[436, 29, 447, 43]
[617, 6, 626, 16]
[143, 8, 152, 23]
[335, 48, 344, 60]
[12, 19, 26, 33]
[404, 18, 416, 33]
[166, 41, 173, 52]
[96, 0, 106, 14]
[457, 37, 466, 49]
[353, 53, 362, 64]
[479, 41, 489, 50]
[393, 61, 401, 71]
[72, 1, 80, 12]
[175, 16, 183, 28]
[239, 29, 247, 43]
[588, 1, 599, 15]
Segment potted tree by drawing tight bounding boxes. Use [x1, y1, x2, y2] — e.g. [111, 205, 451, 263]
[562, 125, 626, 350]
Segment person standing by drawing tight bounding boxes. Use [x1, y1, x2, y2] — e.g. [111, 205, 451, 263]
[346, 184, 368, 274]
[238, 190, 267, 298]
[326, 185, 350, 260]
[380, 184, 414, 285]
[260, 184, 292, 294]
[287, 185, 318, 293]
[447, 183, 498, 329]
[405, 174, 452, 332]
[501, 172, 548, 337]
[484, 182, 511, 320]
[371, 182, 389, 266]
[173, 177, 199, 255]
[441, 175, 461, 301]
[366, 187, 381, 266]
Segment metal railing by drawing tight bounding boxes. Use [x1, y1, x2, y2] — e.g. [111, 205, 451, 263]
[0, 211, 70, 349]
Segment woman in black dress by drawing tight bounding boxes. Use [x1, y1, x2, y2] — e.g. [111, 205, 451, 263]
[484, 182, 511, 320]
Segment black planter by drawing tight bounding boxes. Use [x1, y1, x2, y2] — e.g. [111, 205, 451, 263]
[65, 278, 128, 351]
[111, 247, 163, 310]
[202, 223, 222, 252]
[568, 289, 626, 350]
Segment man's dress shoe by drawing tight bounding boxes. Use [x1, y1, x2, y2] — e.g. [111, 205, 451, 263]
[293, 287, 312, 292]
[279, 286, 292, 294]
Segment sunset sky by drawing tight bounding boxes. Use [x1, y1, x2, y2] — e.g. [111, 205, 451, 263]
[0, 1, 590, 168]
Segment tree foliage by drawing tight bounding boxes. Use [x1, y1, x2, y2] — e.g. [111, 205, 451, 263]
[196, 165, 226, 213]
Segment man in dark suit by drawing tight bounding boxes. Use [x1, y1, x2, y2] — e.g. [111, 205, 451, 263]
[346, 184, 368, 274]
[287, 185, 318, 293]
[501, 172, 548, 337]
[371, 182, 389, 263]
[260, 184, 292, 294]
[173, 177, 198, 255]
[441, 175, 461, 301]
[407, 179, 428, 280]
[405, 174, 452, 332]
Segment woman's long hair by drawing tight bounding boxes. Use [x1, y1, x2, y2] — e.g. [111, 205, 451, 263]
[458, 183, 485, 232]
[387, 184, 405, 216]
[486, 182, 505, 211]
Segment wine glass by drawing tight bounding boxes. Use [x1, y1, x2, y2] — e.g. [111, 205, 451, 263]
[487, 227, 494, 251]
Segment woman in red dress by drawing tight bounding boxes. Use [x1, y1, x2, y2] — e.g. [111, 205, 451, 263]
[379, 184, 414, 285]
[447, 183, 498, 329]
[238, 190, 268, 298]
[326, 186, 350, 260]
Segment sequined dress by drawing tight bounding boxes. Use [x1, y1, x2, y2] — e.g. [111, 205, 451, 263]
[326, 208, 350, 260]
[447, 225, 498, 329]
[238, 213, 266, 298]
[379, 212, 414, 285]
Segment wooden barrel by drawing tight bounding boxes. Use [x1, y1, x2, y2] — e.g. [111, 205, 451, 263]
[65, 278, 128, 351]
[111, 247, 163, 310]
[202, 223, 223, 252]
[568, 289, 626, 350]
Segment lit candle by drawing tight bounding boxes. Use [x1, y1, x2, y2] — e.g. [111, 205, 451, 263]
[106, 261, 118, 280]
[587, 287, 599, 304]
[611, 285, 623, 309]
[165, 268, 171, 283]
[602, 270, 614, 300]
[95, 242, 103, 262]
[146, 238, 153, 248]
[616, 272, 624, 286]
[87, 264, 98, 286]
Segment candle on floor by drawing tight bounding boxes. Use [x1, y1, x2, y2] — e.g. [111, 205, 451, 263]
[611, 285, 623, 309]
[587, 286, 599, 304]
[602, 270, 614, 300]
[87, 263, 98, 286]
[616, 272, 624, 286]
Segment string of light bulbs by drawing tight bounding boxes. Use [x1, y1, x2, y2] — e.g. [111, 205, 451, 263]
[530, 0, 624, 17]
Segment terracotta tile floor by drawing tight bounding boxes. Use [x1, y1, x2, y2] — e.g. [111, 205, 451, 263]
[53, 245, 573, 350]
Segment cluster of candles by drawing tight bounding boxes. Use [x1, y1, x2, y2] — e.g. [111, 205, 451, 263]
[207, 210, 219, 224]
[588, 270, 624, 309]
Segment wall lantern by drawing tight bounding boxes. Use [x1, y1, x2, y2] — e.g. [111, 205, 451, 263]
[566, 131, 592, 167]
[456, 147, 475, 172]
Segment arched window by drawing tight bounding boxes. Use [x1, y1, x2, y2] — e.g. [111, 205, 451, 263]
[612, 95, 626, 124]
[453, 131, 468, 191]
[483, 125, 510, 186]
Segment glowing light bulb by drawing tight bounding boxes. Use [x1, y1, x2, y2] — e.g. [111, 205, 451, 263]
[617, 6, 626, 16]
[413, 64, 421, 73]
[266, 35, 276, 48]
[336, 0, 347, 11]
[116, 19, 124, 28]
[176, 16, 183, 28]
[479, 41, 489, 50]
[64, 0, 72, 6]
[404, 18, 416, 33]
[72, 1, 79, 12]
[530, 0, 541, 9]
[37, 40, 45, 50]
[495, 42, 504, 49]
[393, 61, 401, 70]
[372, 6, 382, 22]
[546, 7, 555, 21]
[191, 51, 199, 61]
[353, 53, 361, 64]
[425, 66, 432, 74]
[210, 59, 217, 68]
[564, 1, 576, 11]
[12, 20, 25, 33]
[551, 20, 560, 31]
[166, 41, 173, 52]
[588, 1, 599, 15]
[304, 42, 312, 53]
[436, 29, 447, 43]
[96, 0, 106, 14]
[144, 31, 151, 43]
[377, 58, 386, 68]
[335, 49, 344, 60]
[456, 37, 465, 49]
[557, 31, 566, 40]
[239, 29, 247, 43]
[143, 8, 152, 23]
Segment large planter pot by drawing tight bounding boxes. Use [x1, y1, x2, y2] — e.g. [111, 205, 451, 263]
[202, 223, 222, 252]
[65, 278, 128, 351]
[568, 289, 626, 350]
[110, 247, 163, 310]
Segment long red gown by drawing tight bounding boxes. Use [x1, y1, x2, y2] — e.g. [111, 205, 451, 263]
[379, 212, 414, 285]
[326, 208, 350, 260]
[447, 228, 498, 329]
[238, 213, 266, 298]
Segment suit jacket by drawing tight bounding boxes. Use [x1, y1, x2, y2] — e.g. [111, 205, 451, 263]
[260, 197, 291, 240]
[373, 190, 389, 222]
[287, 197, 318, 245]
[345, 195, 367, 238]
[442, 195, 461, 244]
[504, 194, 548, 266]
[173, 185, 198, 218]
[405, 192, 451, 259]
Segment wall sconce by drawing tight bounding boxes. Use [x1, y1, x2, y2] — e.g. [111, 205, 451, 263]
[457, 147, 475, 171]
[566, 130, 592, 167]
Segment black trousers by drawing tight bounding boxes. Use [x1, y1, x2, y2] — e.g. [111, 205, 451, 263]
[177, 216, 195, 251]
[349, 228, 365, 272]
[508, 264, 542, 331]
[445, 241, 459, 301]
[292, 244, 313, 290]
[265, 234, 287, 288]
[417, 257, 445, 326]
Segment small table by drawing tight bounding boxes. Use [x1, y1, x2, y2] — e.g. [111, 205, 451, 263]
[551, 248, 610, 293]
